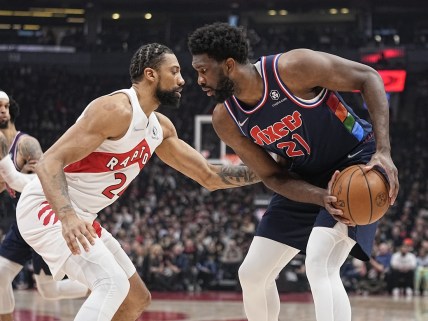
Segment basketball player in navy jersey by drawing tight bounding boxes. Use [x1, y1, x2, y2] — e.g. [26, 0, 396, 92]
[0, 92, 88, 321]
[188, 23, 399, 321]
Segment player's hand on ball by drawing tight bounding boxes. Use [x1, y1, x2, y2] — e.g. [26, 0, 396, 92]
[365, 151, 399, 206]
[325, 170, 355, 226]
[61, 213, 97, 255]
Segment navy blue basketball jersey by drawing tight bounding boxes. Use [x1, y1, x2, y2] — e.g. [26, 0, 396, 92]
[9, 131, 26, 170]
[223, 54, 373, 176]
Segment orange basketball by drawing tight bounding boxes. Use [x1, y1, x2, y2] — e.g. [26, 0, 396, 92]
[331, 164, 390, 225]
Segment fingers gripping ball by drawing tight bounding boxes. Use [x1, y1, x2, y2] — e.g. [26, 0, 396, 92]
[332, 165, 390, 225]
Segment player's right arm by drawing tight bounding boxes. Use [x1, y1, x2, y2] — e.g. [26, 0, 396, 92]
[212, 103, 349, 221]
[35, 94, 132, 255]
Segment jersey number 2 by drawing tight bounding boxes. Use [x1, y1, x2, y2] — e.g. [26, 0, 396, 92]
[102, 173, 127, 199]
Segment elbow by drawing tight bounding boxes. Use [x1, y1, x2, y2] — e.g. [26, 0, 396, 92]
[262, 175, 280, 192]
[202, 177, 219, 192]
[361, 68, 384, 92]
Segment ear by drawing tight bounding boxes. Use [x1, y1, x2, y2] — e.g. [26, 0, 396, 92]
[225, 58, 235, 74]
[144, 67, 157, 82]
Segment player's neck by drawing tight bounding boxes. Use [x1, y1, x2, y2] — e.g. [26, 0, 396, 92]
[132, 84, 159, 117]
[0, 124, 18, 148]
[232, 64, 263, 106]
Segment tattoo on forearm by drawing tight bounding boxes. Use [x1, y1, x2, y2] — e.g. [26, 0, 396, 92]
[218, 165, 260, 186]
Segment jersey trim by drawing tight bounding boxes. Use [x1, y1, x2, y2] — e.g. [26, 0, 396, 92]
[326, 92, 364, 141]
[272, 54, 328, 108]
[223, 101, 247, 136]
[231, 56, 269, 114]
[9, 131, 26, 171]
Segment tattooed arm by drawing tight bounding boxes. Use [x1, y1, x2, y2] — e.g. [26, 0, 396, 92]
[0, 132, 41, 192]
[155, 113, 260, 191]
[16, 135, 43, 173]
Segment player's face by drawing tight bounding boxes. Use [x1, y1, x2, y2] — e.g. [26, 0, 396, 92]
[155, 53, 185, 108]
[0, 99, 11, 129]
[192, 54, 235, 103]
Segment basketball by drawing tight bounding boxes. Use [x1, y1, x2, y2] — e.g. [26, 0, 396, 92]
[331, 165, 390, 225]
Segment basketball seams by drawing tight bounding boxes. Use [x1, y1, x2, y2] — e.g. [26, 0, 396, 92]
[332, 164, 389, 225]
[346, 166, 360, 225]
[358, 165, 373, 225]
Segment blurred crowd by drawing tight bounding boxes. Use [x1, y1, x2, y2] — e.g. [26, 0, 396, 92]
[2, 14, 428, 54]
[1, 41, 428, 296]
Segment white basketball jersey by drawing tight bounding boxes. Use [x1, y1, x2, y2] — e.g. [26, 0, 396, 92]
[21, 87, 163, 221]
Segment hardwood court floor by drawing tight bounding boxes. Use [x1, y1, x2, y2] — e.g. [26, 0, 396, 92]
[12, 290, 427, 321]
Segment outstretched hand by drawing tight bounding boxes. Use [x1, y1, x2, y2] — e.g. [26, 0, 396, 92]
[325, 170, 355, 226]
[61, 213, 97, 255]
[363, 151, 398, 206]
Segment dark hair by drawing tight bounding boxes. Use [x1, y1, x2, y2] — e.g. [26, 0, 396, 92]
[188, 22, 249, 64]
[9, 97, 20, 123]
[129, 43, 174, 83]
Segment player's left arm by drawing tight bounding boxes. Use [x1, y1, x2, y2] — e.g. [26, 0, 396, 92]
[0, 133, 41, 192]
[17, 135, 43, 173]
[154, 112, 261, 191]
[278, 49, 398, 205]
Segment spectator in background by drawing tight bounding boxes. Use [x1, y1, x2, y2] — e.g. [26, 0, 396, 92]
[414, 247, 428, 296]
[372, 242, 393, 293]
[196, 252, 218, 290]
[170, 242, 191, 291]
[219, 239, 243, 281]
[390, 241, 417, 297]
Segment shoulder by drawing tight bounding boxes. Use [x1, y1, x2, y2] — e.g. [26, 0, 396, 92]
[80, 93, 133, 138]
[16, 134, 43, 159]
[154, 112, 177, 139]
[278, 49, 317, 75]
[86, 93, 132, 120]
[18, 134, 41, 147]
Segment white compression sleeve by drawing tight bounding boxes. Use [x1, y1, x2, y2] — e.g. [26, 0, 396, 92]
[0, 154, 36, 192]
[62, 237, 130, 321]
[305, 224, 356, 321]
[0, 256, 23, 313]
[238, 236, 300, 321]
[34, 271, 89, 300]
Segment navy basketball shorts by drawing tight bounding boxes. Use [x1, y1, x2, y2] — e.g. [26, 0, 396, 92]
[0, 221, 51, 275]
[256, 136, 383, 261]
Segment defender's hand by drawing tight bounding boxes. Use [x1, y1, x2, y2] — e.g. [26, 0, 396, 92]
[61, 213, 97, 255]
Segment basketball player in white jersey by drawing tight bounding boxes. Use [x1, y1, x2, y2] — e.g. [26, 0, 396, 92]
[0, 92, 89, 321]
[16, 43, 260, 321]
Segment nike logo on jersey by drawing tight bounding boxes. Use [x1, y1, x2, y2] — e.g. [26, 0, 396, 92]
[348, 149, 363, 158]
[133, 125, 145, 131]
[238, 118, 249, 126]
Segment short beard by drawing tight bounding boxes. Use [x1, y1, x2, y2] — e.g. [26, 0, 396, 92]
[156, 86, 181, 109]
[213, 74, 235, 103]
[0, 121, 8, 129]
